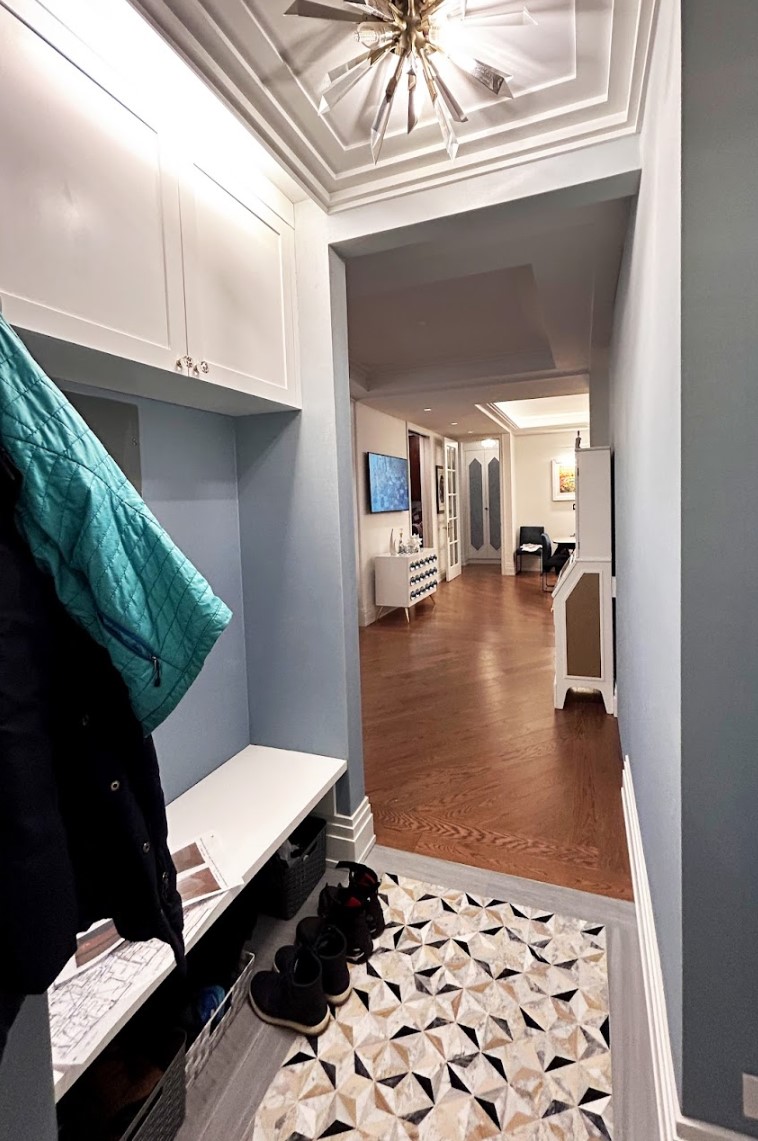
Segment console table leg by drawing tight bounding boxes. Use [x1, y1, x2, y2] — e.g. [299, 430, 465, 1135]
[404, 608, 410, 623]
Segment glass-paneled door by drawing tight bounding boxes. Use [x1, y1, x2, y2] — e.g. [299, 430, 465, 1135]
[444, 439, 462, 581]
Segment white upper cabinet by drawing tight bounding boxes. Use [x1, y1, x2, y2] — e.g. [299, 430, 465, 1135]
[0, 6, 187, 374]
[180, 165, 298, 403]
[0, 2, 300, 413]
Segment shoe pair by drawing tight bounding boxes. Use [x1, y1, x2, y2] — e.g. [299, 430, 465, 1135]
[249, 863, 385, 1036]
[249, 917, 351, 1037]
[317, 861, 385, 965]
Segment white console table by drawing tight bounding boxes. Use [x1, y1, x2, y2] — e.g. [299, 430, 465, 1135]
[375, 551, 439, 623]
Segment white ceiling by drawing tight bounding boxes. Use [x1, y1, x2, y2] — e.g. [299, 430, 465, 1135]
[129, 0, 657, 208]
[346, 194, 629, 438]
[494, 392, 590, 429]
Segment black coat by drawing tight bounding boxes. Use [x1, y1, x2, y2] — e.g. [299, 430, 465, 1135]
[0, 455, 183, 1003]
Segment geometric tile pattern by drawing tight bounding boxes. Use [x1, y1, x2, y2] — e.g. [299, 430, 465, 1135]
[251, 874, 612, 1139]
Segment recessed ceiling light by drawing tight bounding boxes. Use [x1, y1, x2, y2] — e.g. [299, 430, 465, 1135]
[423, 407, 432, 412]
[450, 422, 458, 426]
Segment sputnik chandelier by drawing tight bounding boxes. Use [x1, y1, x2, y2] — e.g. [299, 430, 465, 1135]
[286, 1, 534, 163]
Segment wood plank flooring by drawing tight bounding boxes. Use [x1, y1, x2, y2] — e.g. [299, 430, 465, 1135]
[360, 565, 632, 900]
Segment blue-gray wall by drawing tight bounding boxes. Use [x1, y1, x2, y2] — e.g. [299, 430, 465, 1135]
[60, 382, 250, 802]
[137, 399, 249, 800]
[235, 216, 364, 815]
[681, 2, 758, 1132]
[609, 0, 683, 1089]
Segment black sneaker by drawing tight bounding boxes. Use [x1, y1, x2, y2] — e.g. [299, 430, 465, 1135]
[338, 862, 386, 937]
[317, 884, 374, 964]
[249, 945, 330, 1035]
[276, 919, 352, 1006]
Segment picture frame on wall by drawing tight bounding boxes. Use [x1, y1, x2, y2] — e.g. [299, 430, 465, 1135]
[551, 457, 576, 501]
[436, 465, 445, 513]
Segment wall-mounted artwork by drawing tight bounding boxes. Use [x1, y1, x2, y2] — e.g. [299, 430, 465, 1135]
[436, 465, 445, 514]
[552, 457, 576, 501]
[366, 452, 410, 513]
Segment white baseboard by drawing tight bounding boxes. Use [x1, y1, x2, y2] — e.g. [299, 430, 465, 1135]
[622, 759, 751, 1141]
[314, 791, 376, 867]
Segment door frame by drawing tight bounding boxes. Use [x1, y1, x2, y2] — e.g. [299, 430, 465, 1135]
[462, 438, 502, 563]
[444, 438, 462, 581]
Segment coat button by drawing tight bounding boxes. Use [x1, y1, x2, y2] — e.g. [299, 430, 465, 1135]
[142, 841, 151, 854]
[110, 780, 121, 792]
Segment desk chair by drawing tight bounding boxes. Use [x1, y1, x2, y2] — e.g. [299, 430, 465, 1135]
[514, 525, 545, 574]
[540, 531, 570, 591]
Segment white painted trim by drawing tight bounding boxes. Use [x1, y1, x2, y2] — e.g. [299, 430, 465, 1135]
[622, 759, 752, 1141]
[314, 791, 377, 867]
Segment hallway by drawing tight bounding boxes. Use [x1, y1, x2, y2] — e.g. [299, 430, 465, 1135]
[360, 565, 632, 900]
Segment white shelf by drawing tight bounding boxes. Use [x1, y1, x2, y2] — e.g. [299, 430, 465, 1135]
[52, 744, 346, 1100]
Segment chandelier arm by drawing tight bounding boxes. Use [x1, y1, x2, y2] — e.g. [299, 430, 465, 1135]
[425, 54, 468, 122]
[438, 47, 513, 96]
[285, 0, 363, 21]
[320, 44, 394, 113]
[343, 0, 396, 22]
[370, 49, 407, 163]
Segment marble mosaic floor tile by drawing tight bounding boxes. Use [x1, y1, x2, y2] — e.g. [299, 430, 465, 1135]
[251, 874, 612, 1140]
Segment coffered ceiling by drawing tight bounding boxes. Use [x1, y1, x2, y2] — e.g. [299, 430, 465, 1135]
[130, 0, 657, 208]
[345, 194, 629, 438]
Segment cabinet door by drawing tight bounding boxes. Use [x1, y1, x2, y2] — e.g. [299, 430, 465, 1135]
[0, 7, 187, 371]
[179, 165, 299, 404]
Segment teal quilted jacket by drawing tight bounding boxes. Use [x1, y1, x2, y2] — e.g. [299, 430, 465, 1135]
[0, 316, 232, 734]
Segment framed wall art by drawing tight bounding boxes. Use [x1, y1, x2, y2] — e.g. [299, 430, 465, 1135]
[551, 457, 576, 501]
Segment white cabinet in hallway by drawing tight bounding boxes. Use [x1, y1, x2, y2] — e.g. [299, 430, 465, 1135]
[552, 446, 614, 714]
[0, 5, 186, 374]
[0, 0, 300, 414]
[374, 551, 439, 622]
[179, 164, 298, 404]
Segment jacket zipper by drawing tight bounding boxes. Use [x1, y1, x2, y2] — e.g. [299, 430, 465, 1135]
[97, 611, 162, 687]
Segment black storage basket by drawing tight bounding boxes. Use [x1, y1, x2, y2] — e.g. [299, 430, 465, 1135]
[256, 815, 327, 920]
[119, 1032, 186, 1141]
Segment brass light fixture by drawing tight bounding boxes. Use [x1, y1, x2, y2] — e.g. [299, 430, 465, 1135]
[286, 1, 534, 162]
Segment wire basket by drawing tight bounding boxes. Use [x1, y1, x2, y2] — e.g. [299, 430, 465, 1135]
[119, 1032, 186, 1141]
[185, 952, 256, 1086]
[256, 815, 327, 921]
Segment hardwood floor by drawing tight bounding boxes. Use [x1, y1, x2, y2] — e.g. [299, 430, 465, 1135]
[359, 564, 632, 900]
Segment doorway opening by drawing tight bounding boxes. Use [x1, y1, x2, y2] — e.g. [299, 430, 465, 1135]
[408, 430, 425, 544]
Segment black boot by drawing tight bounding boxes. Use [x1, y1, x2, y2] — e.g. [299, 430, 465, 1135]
[337, 862, 386, 937]
[249, 945, 330, 1035]
[317, 883, 374, 964]
[276, 919, 352, 1006]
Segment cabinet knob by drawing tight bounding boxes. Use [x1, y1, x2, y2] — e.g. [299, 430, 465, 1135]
[176, 355, 193, 373]
[193, 360, 210, 376]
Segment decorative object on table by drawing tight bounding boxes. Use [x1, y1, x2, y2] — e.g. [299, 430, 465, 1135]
[551, 456, 576, 501]
[398, 533, 421, 554]
[435, 464, 444, 513]
[285, 0, 534, 163]
[575, 430, 583, 450]
[389, 527, 395, 554]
